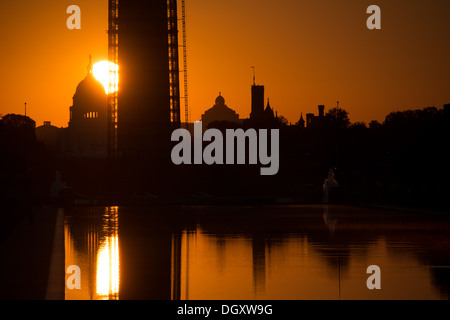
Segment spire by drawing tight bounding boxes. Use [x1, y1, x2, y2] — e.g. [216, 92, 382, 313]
[87, 54, 93, 75]
[298, 112, 305, 127]
[251, 66, 256, 85]
[264, 98, 275, 119]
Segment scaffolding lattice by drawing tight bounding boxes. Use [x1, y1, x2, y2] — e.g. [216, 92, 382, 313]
[168, 0, 181, 128]
[107, 0, 119, 159]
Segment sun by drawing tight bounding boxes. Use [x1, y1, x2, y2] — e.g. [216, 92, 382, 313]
[92, 61, 119, 94]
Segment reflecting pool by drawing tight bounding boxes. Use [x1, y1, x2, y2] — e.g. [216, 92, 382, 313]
[63, 205, 450, 300]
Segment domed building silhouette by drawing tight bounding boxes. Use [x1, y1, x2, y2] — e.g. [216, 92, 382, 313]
[36, 56, 108, 158]
[65, 55, 108, 157]
[200, 92, 242, 128]
[69, 56, 107, 128]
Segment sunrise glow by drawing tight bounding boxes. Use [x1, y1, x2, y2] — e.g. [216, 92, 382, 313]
[92, 61, 119, 94]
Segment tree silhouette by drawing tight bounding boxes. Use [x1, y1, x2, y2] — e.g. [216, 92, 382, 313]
[369, 120, 382, 129]
[0, 114, 36, 151]
[1, 114, 36, 136]
[276, 115, 289, 127]
[349, 122, 367, 130]
[325, 107, 350, 129]
[0, 114, 40, 203]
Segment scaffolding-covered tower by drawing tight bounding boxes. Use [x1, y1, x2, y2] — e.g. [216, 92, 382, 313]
[168, 0, 181, 128]
[107, 0, 119, 159]
[109, 0, 181, 160]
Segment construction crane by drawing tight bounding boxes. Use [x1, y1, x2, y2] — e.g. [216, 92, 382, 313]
[181, 0, 189, 128]
[168, 0, 188, 129]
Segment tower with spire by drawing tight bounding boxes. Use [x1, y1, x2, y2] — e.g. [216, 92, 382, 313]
[250, 68, 264, 120]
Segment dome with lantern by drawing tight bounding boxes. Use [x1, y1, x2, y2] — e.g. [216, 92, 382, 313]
[69, 55, 107, 128]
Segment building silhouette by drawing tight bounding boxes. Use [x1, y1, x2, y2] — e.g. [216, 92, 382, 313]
[250, 85, 265, 120]
[249, 82, 277, 125]
[196, 79, 287, 130]
[35, 121, 61, 150]
[263, 99, 276, 122]
[36, 56, 107, 158]
[117, 0, 174, 159]
[305, 105, 326, 128]
[66, 56, 107, 157]
[201, 93, 242, 128]
[297, 113, 306, 128]
[38, 1, 180, 161]
[444, 103, 450, 118]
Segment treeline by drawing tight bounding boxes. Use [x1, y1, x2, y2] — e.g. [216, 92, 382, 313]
[207, 105, 450, 209]
[1, 105, 449, 210]
[288, 105, 450, 209]
[0, 114, 56, 204]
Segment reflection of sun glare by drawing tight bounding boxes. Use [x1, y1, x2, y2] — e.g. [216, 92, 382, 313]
[92, 61, 119, 94]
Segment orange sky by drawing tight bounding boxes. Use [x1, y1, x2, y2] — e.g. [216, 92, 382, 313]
[1, 0, 449, 128]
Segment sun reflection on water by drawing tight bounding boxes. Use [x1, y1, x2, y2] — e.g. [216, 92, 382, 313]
[63, 205, 450, 300]
[65, 206, 119, 300]
[96, 235, 120, 299]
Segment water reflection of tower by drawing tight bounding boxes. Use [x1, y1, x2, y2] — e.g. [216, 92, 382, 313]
[64, 207, 119, 300]
[64, 208, 101, 300]
[252, 233, 266, 295]
[119, 207, 174, 300]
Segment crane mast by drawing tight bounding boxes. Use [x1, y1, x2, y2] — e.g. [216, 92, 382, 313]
[168, 0, 189, 128]
[182, 0, 189, 127]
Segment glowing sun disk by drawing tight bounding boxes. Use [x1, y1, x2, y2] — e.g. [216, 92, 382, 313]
[92, 61, 119, 94]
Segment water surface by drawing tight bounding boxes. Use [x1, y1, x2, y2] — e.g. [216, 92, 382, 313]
[63, 205, 450, 300]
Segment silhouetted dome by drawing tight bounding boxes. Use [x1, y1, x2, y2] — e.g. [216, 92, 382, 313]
[69, 55, 107, 128]
[73, 54, 106, 104]
[74, 73, 106, 100]
[66, 55, 108, 158]
[201, 92, 241, 128]
[215, 93, 225, 107]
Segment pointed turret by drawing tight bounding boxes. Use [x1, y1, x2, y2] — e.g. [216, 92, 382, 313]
[298, 113, 305, 128]
[264, 98, 275, 120]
